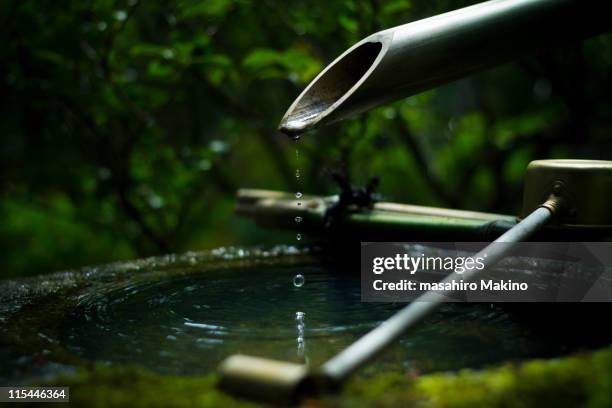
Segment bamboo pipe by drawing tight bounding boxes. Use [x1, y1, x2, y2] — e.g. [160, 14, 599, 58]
[235, 188, 517, 241]
[321, 206, 553, 382]
[279, 0, 611, 136]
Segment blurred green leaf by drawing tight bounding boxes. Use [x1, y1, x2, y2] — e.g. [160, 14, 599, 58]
[178, 0, 240, 18]
[381, 0, 413, 16]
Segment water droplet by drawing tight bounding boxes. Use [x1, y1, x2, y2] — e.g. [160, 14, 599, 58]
[295, 311, 306, 358]
[296, 233, 302, 241]
[295, 192, 302, 199]
[295, 216, 303, 223]
[293, 274, 305, 287]
[295, 169, 300, 179]
[297, 202, 302, 206]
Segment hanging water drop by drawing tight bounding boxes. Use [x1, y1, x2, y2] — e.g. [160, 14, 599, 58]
[295, 216, 302, 223]
[293, 274, 305, 287]
[296, 233, 302, 241]
[295, 192, 303, 199]
[295, 169, 300, 179]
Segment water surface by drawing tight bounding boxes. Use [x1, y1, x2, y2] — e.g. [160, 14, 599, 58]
[60, 263, 578, 376]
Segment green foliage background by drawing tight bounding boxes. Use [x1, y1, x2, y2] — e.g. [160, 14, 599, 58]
[1, 0, 611, 277]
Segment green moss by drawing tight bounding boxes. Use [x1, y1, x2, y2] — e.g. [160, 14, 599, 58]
[40, 366, 256, 408]
[335, 347, 612, 408]
[35, 347, 612, 408]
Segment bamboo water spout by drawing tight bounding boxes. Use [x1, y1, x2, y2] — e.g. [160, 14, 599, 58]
[279, 0, 610, 136]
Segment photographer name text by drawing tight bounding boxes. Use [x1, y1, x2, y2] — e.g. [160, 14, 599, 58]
[373, 279, 528, 291]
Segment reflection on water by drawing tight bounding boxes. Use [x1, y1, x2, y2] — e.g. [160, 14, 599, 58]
[60, 263, 585, 377]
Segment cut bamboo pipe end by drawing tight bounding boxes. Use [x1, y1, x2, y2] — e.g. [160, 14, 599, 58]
[278, 39, 386, 135]
[218, 355, 339, 402]
[218, 355, 310, 403]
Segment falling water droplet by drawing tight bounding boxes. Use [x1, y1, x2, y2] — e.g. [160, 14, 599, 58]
[295, 216, 302, 223]
[295, 169, 300, 179]
[295, 192, 302, 199]
[293, 274, 305, 287]
[296, 233, 302, 241]
[296, 311, 306, 358]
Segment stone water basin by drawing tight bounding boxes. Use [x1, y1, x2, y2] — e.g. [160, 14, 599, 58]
[3, 244, 607, 389]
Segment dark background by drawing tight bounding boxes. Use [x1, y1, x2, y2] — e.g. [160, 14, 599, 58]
[1, 0, 611, 277]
